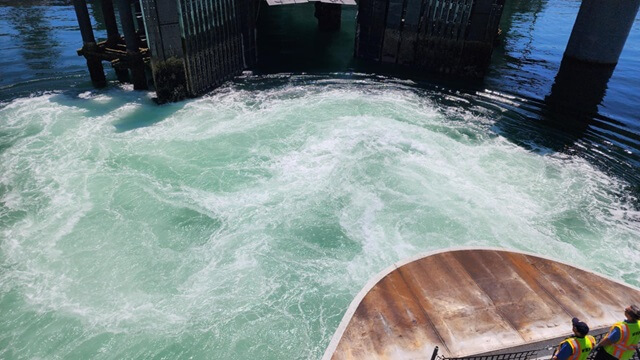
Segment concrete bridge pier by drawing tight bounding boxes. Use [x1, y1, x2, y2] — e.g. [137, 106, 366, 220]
[73, 0, 106, 87]
[546, 57, 615, 118]
[315, 2, 342, 32]
[116, 0, 148, 90]
[564, 0, 640, 65]
[548, 0, 639, 118]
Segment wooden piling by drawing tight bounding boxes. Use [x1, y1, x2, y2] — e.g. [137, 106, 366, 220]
[73, 0, 106, 87]
[133, 1, 146, 39]
[99, 0, 129, 82]
[397, 0, 422, 65]
[116, 0, 148, 90]
[100, 0, 120, 46]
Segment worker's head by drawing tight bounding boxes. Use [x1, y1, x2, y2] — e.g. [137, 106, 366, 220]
[572, 317, 589, 336]
[625, 305, 640, 321]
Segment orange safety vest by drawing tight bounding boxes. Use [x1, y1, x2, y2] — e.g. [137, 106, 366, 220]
[604, 321, 640, 360]
[559, 335, 596, 360]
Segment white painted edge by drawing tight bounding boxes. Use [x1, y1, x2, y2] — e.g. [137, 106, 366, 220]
[321, 246, 640, 360]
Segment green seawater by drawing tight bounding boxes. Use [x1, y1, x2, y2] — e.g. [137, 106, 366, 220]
[0, 76, 639, 359]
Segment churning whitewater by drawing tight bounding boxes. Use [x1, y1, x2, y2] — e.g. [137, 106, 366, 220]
[0, 76, 638, 359]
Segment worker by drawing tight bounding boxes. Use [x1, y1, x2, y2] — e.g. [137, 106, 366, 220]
[594, 305, 640, 360]
[553, 318, 596, 360]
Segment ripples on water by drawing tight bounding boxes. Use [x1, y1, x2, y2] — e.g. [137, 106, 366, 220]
[0, 0, 639, 359]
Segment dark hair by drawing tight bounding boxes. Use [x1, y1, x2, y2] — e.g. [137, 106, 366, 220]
[572, 318, 589, 335]
[628, 305, 640, 320]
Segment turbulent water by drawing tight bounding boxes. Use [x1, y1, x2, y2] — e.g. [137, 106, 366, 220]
[1, 75, 639, 359]
[1, 0, 640, 359]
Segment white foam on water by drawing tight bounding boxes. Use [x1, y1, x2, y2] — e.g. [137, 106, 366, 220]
[0, 80, 638, 359]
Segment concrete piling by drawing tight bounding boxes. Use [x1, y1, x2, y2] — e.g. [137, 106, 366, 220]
[546, 57, 615, 117]
[564, 0, 640, 65]
[551, 0, 639, 118]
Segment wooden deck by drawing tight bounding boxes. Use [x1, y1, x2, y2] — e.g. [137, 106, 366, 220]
[324, 248, 640, 360]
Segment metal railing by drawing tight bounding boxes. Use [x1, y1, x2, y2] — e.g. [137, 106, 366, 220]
[437, 349, 539, 360]
[430, 333, 640, 360]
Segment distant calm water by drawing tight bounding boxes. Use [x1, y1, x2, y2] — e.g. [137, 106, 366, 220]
[1, 1, 639, 359]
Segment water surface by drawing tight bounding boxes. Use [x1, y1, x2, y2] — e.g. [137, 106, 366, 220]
[0, 1, 639, 359]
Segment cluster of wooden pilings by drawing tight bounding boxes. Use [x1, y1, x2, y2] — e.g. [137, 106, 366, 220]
[73, 0, 149, 90]
[75, 0, 503, 103]
[73, 0, 640, 104]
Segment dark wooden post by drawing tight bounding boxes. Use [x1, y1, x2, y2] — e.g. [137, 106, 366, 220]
[73, 0, 107, 87]
[100, 0, 129, 82]
[100, 0, 120, 46]
[116, 0, 148, 90]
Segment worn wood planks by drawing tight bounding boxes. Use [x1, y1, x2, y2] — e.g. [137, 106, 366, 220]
[324, 248, 640, 360]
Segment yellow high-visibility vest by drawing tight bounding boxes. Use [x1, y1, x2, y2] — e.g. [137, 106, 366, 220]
[604, 320, 640, 360]
[559, 335, 596, 360]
